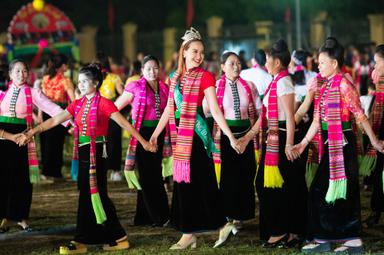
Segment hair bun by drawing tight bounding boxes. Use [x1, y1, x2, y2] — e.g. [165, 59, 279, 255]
[324, 37, 338, 49]
[89, 62, 102, 71]
[255, 49, 266, 66]
[273, 39, 288, 53]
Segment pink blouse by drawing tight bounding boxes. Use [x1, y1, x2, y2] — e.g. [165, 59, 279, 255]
[0, 84, 66, 122]
[318, 76, 367, 123]
[217, 78, 261, 120]
[124, 80, 168, 121]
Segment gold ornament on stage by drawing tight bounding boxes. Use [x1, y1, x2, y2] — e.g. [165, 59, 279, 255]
[32, 0, 45, 11]
[181, 27, 202, 45]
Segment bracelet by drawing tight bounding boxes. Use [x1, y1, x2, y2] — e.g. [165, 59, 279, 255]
[285, 143, 293, 148]
[0, 129, 4, 139]
[38, 125, 44, 133]
[303, 136, 310, 145]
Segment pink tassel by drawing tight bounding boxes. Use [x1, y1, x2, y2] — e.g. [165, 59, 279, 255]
[173, 160, 191, 183]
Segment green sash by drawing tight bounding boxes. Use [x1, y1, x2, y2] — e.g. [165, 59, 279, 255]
[174, 84, 218, 156]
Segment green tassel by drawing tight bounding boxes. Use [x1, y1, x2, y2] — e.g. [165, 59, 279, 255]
[71, 159, 79, 181]
[91, 193, 107, 224]
[382, 170, 384, 194]
[162, 157, 173, 178]
[305, 163, 318, 189]
[124, 170, 142, 190]
[357, 155, 363, 166]
[29, 166, 40, 184]
[359, 155, 377, 177]
[325, 179, 347, 203]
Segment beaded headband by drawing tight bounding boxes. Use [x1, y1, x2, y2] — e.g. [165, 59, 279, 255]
[181, 27, 202, 45]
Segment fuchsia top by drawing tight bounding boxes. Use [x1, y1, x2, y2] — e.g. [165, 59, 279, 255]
[124, 79, 169, 120]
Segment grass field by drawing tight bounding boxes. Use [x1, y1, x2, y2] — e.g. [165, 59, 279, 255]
[1, 139, 384, 254]
[1, 178, 384, 255]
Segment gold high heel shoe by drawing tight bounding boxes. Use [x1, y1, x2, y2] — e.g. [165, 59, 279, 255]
[169, 235, 197, 250]
[103, 236, 130, 251]
[213, 222, 238, 248]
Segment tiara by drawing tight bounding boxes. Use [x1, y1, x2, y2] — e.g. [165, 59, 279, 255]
[181, 27, 202, 45]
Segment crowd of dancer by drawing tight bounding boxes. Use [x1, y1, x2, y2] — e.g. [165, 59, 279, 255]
[0, 27, 384, 254]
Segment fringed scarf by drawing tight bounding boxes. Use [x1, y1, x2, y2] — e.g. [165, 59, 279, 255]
[305, 74, 326, 188]
[360, 75, 384, 176]
[260, 70, 289, 188]
[213, 75, 258, 185]
[124, 77, 171, 189]
[315, 73, 347, 203]
[0, 84, 40, 183]
[71, 92, 107, 224]
[168, 67, 204, 183]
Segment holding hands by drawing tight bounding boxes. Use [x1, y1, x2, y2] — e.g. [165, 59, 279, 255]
[143, 139, 157, 153]
[10, 133, 27, 145]
[18, 130, 34, 146]
[229, 137, 241, 154]
[0, 128, 32, 146]
[234, 128, 260, 154]
[289, 136, 310, 161]
[149, 135, 158, 150]
[371, 139, 384, 154]
[285, 144, 301, 162]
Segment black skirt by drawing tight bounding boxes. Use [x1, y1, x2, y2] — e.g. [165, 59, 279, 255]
[134, 127, 169, 226]
[106, 119, 122, 171]
[171, 133, 226, 233]
[74, 143, 126, 244]
[40, 112, 67, 178]
[219, 125, 256, 221]
[256, 129, 307, 240]
[370, 114, 384, 212]
[0, 122, 32, 221]
[308, 131, 361, 241]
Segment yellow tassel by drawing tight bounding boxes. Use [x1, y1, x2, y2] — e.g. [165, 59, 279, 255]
[214, 163, 221, 187]
[255, 149, 261, 164]
[264, 165, 284, 188]
[123, 130, 131, 139]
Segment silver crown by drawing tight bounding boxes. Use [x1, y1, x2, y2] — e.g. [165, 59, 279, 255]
[181, 27, 202, 45]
